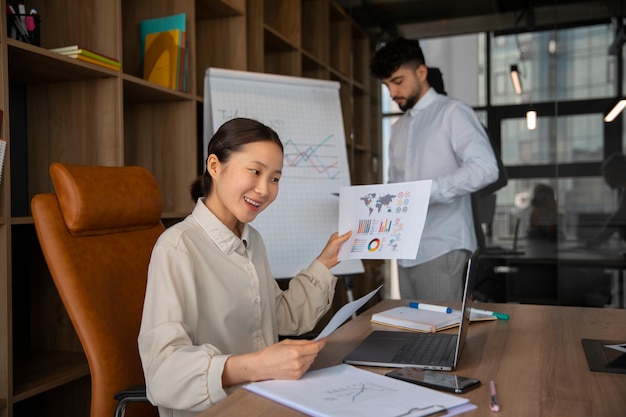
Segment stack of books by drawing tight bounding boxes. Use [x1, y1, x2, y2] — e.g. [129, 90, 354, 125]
[50, 46, 121, 71]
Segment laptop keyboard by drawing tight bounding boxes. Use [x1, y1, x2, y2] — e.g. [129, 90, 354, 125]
[392, 333, 456, 366]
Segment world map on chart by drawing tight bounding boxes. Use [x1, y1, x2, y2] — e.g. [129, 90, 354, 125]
[360, 193, 397, 216]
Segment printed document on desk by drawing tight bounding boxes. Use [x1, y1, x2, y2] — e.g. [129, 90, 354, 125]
[244, 364, 475, 417]
[338, 180, 431, 260]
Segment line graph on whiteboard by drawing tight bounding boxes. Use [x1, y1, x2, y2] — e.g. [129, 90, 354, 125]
[283, 135, 341, 180]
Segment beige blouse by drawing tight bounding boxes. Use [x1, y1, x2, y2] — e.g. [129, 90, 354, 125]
[138, 199, 337, 417]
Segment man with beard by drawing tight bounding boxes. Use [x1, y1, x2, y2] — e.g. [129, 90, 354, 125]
[370, 37, 498, 302]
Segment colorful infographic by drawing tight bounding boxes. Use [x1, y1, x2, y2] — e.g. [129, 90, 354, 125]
[338, 180, 432, 260]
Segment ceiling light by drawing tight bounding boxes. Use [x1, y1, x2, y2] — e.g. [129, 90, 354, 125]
[510, 65, 522, 95]
[526, 110, 537, 130]
[604, 99, 626, 122]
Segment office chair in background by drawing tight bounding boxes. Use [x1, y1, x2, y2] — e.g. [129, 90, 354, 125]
[31, 163, 164, 417]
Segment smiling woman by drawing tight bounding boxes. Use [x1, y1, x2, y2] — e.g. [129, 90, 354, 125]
[193, 118, 284, 234]
[138, 117, 353, 417]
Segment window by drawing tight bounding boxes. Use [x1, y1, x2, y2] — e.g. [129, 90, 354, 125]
[501, 114, 604, 166]
[491, 24, 614, 105]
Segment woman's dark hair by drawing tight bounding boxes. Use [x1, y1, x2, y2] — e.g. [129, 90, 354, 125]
[190, 118, 283, 201]
[370, 37, 426, 79]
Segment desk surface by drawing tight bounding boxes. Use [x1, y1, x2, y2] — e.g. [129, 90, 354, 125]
[199, 300, 626, 417]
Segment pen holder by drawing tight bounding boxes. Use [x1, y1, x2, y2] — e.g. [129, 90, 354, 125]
[7, 13, 41, 46]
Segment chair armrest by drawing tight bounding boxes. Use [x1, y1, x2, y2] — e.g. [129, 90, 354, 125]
[114, 385, 149, 417]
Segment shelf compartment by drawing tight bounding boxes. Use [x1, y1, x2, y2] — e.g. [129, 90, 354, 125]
[351, 24, 371, 89]
[263, 29, 301, 76]
[124, 100, 197, 215]
[263, 0, 301, 47]
[302, 0, 330, 64]
[329, 3, 351, 78]
[302, 51, 330, 80]
[12, 350, 88, 403]
[196, 0, 245, 19]
[123, 74, 193, 104]
[196, 15, 248, 96]
[7, 41, 119, 85]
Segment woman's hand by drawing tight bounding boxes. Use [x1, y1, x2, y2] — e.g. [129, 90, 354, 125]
[316, 231, 353, 269]
[222, 338, 327, 386]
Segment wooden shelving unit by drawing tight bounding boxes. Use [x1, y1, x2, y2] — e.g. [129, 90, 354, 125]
[0, 0, 381, 415]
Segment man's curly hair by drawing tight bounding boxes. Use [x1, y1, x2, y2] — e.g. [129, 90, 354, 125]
[370, 37, 426, 79]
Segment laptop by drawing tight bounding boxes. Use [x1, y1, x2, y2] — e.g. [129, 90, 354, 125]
[343, 250, 479, 371]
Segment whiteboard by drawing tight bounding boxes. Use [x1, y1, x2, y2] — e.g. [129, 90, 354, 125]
[204, 68, 364, 278]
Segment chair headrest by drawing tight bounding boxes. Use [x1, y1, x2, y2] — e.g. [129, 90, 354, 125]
[50, 163, 163, 236]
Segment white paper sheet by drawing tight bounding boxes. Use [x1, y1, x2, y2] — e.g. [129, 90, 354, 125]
[338, 180, 431, 260]
[244, 364, 473, 417]
[314, 285, 382, 341]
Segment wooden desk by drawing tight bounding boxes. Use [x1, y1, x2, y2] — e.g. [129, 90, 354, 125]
[199, 300, 626, 417]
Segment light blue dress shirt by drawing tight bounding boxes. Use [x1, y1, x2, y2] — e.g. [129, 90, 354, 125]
[388, 88, 499, 267]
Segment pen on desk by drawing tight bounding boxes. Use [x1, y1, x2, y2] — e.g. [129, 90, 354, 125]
[408, 302, 452, 314]
[489, 380, 500, 412]
[471, 307, 510, 320]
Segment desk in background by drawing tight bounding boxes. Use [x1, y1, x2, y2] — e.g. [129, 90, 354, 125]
[199, 299, 626, 417]
[479, 237, 626, 307]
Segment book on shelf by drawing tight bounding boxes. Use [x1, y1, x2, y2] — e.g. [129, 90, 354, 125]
[50, 45, 121, 68]
[69, 54, 120, 71]
[139, 13, 187, 91]
[371, 306, 496, 333]
[0, 139, 6, 185]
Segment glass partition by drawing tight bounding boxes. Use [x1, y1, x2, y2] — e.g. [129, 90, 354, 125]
[380, 20, 624, 308]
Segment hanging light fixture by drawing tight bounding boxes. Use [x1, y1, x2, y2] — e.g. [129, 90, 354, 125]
[526, 109, 537, 130]
[510, 64, 523, 95]
[604, 99, 626, 122]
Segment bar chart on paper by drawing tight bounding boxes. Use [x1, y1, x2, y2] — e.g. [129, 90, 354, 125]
[205, 68, 364, 278]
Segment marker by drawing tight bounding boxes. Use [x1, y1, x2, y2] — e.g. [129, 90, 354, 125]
[489, 380, 500, 412]
[408, 302, 452, 314]
[471, 307, 509, 320]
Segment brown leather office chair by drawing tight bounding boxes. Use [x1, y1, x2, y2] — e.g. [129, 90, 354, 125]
[31, 163, 164, 417]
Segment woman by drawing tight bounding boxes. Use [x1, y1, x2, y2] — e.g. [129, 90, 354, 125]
[138, 118, 351, 417]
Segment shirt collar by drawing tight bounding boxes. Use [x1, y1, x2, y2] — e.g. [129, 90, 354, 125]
[409, 87, 437, 116]
[192, 199, 249, 255]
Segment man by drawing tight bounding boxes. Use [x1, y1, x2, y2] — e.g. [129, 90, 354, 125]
[370, 37, 499, 301]
[587, 152, 626, 248]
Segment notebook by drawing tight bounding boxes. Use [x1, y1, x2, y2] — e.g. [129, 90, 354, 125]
[343, 249, 479, 371]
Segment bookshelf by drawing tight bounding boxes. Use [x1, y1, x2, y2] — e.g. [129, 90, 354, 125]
[0, 0, 381, 415]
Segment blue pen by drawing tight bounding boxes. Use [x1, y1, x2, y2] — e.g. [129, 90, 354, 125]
[408, 302, 452, 314]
